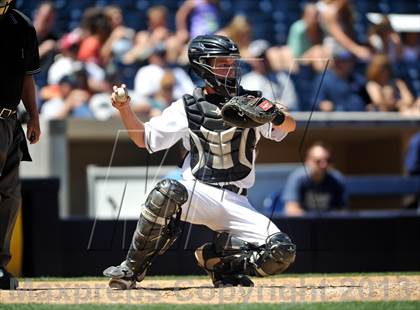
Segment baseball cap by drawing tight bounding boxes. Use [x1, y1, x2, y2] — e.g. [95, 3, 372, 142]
[248, 40, 270, 58]
[59, 30, 82, 51]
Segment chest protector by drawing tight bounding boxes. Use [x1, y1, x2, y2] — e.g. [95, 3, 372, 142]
[183, 88, 259, 183]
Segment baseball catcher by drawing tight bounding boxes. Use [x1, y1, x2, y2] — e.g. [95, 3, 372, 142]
[103, 34, 296, 289]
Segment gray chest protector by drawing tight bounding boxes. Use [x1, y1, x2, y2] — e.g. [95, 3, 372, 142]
[183, 88, 259, 183]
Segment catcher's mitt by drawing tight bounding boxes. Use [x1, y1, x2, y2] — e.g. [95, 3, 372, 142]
[221, 95, 285, 128]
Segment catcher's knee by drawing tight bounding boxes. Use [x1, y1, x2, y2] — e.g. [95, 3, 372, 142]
[253, 232, 296, 277]
[141, 178, 188, 224]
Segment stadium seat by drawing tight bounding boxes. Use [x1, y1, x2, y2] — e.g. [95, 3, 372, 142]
[388, 1, 420, 14]
[261, 175, 420, 216]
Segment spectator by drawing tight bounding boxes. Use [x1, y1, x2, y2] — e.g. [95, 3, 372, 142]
[367, 15, 402, 64]
[77, 7, 112, 65]
[146, 70, 177, 117]
[287, 3, 323, 58]
[41, 74, 92, 120]
[119, 71, 177, 120]
[133, 43, 194, 101]
[176, 0, 220, 41]
[241, 40, 298, 111]
[406, 132, 420, 176]
[123, 6, 172, 65]
[47, 30, 82, 85]
[217, 15, 253, 58]
[400, 32, 419, 64]
[33, 1, 58, 87]
[404, 132, 420, 209]
[366, 54, 414, 113]
[317, 0, 371, 61]
[100, 5, 135, 65]
[283, 142, 347, 216]
[46, 30, 108, 95]
[315, 49, 368, 111]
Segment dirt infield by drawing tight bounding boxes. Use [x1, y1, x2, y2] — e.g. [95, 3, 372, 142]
[1, 275, 419, 305]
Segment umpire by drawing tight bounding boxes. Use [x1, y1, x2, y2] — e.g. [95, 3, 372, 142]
[0, 0, 41, 290]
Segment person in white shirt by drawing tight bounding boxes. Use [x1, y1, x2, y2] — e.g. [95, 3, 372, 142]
[133, 42, 194, 100]
[103, 35, 297, 289]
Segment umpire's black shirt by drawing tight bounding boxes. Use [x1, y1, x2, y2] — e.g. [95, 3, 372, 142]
[0, 9, 40, 109]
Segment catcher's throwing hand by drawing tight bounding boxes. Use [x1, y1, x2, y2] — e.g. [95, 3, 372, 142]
[221, 95, 286, 128]
[111, 84, 131, 110]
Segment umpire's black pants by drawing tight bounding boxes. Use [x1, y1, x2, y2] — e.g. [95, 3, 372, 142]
[0, 117, 24, 267]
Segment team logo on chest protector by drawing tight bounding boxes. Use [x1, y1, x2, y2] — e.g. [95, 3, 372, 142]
[183, 89, 256, 183]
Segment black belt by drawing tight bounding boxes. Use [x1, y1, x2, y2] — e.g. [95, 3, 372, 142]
[206, 183, 248, 196]
[0, 108, 17, 119]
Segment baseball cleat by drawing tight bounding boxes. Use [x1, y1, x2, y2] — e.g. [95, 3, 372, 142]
[108, 277, 136, 290]
[210, 271, 254, 288]
[103, 265, 136, 290]
[0, 267, 19, 290]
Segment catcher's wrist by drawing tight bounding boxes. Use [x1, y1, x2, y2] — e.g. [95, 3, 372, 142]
[272, 111, 285, 126]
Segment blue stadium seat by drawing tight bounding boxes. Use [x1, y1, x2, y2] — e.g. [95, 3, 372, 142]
[354, 0, 384, 13]
[261, 174, 420, 216]
[261, 190, 285, 217]
[344, 176, 420, 196]
[231, 0, 261, 12]
[291, 65, 318, 111]
[15, 0, 37, 16]
[124, 10, 147, 31]
[388, 1, 420, 14]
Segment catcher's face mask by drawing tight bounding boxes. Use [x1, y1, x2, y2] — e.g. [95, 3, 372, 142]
[199, 55, 241, 98]
[0, 0, 12, 16]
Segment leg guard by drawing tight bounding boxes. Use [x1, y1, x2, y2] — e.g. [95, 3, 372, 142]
[252, 232, 296, 277]
[109, 179, 188, 282]
[195, 231, 296, 286]
[195, 232, 256, 287]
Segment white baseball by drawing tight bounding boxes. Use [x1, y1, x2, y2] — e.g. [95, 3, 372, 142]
[115, 87, 128, 102]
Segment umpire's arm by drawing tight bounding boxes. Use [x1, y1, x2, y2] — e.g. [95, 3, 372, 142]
[21, 75, 41, 144]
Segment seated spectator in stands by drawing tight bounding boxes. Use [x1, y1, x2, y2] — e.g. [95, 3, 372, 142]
[315, 49, 368, 111]
[41, 74, 93, 120]
[241, 40, 298, 111]
[400, 32, 419, 64]
[287, 2, 323, 58]
[47, 30, 108, 95]
[217, 15, 253, 58]
[367, 15, 402, 64]
[406, 132, 420, 176]
[133, 43, 194, 101]
[47, 30, 83, 85]
[176, 0, 220, 41]
[77, 7, 112, 66]
[404, 132, 420, 209]
[33, 1, 59, 87]
[123, 6, 172, 65]
[366, 54, 415, 114]
[100, 5, 135, 65]
[283, 142, 347, 216]
[317, 0, 371, 61]
[146, 70, 177, 117]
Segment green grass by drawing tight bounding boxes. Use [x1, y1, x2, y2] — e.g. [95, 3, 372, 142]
[0, 302, 419, 310]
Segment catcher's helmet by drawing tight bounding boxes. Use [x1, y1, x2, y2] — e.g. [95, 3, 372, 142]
[0, 0, 13, 16]
[188, 35, 240, 98]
